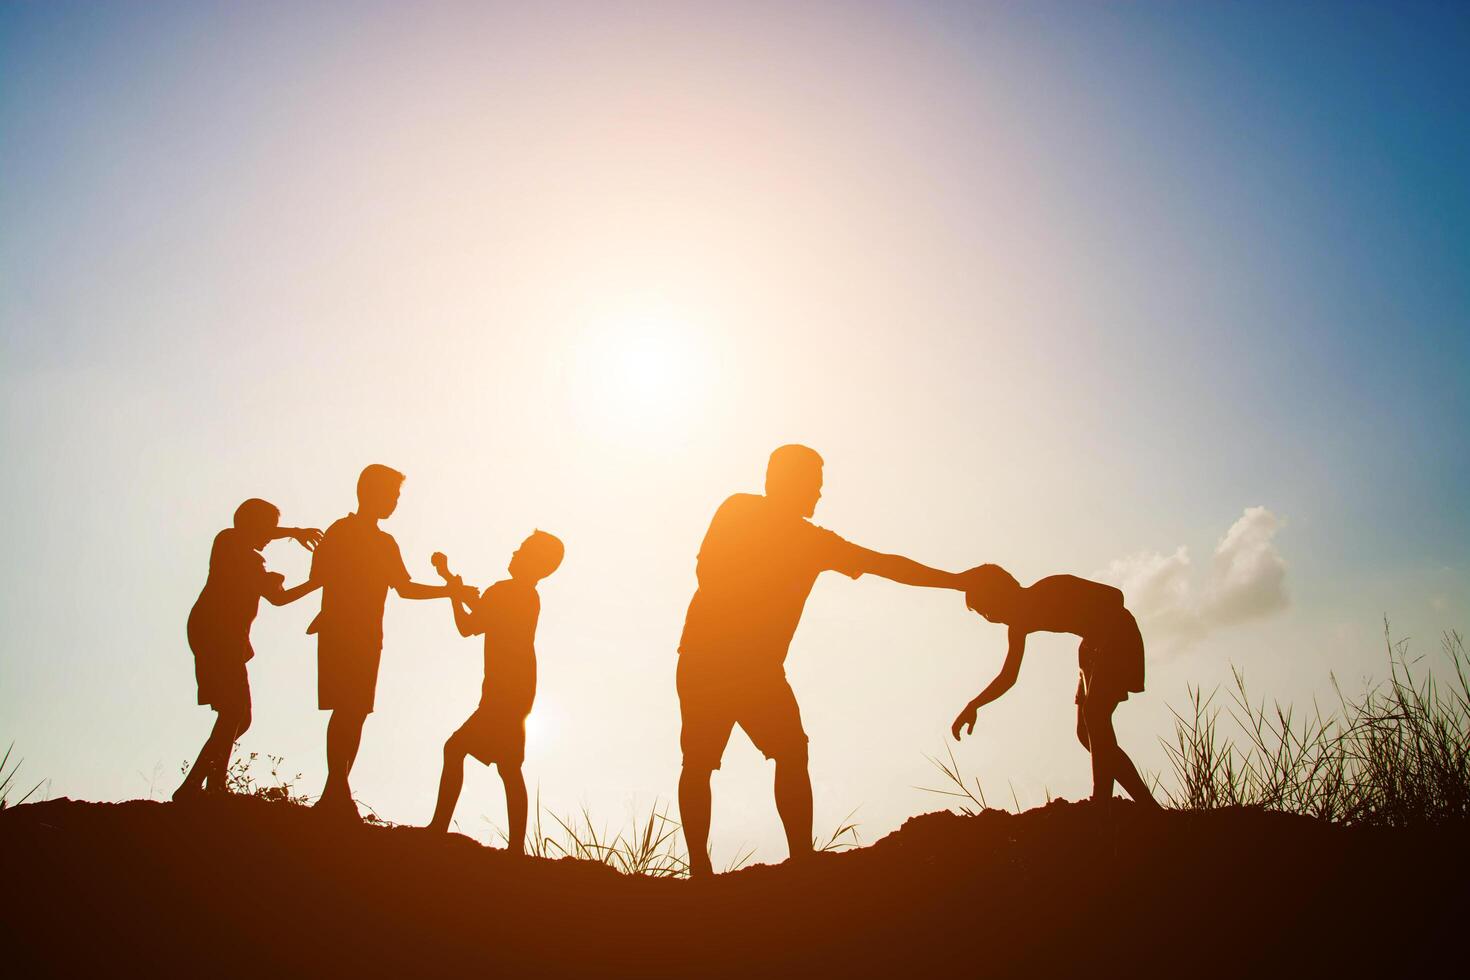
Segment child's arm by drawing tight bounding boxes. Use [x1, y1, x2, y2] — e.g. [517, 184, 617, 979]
[951, 627, 1028, 740]
[429, 552, 483, 636]
[270, 527, 324, 552]
[261, 572, 321, 607]
[448, 587, 484, 637]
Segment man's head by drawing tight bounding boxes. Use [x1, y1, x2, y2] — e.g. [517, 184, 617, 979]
[357, 464, 405, 520]
[233, 498, 281, 550]
[509, 530, 565, 583]
[765, 444, 824, 518]
[963, 564, 1022, 623]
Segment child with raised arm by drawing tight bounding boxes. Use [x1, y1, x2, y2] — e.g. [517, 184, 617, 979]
[951, 564, 1160, 809]
[175, 499, 321, 802]
[427, 531, 564, 850]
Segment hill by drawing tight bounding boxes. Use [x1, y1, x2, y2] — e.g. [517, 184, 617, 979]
[2, 795, 1462, 977]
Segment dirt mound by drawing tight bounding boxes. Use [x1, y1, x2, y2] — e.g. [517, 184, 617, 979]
[2, 796, 1461, 977]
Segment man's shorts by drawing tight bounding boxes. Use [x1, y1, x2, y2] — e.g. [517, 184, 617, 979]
[449, 706, 527, 768]
[1076, 610, 1146, 708]
[317, 635, 383, 714]
[676, 654, 808, 770]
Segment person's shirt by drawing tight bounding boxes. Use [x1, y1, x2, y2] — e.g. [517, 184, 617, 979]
[189, 528, 273, 661]
[307, 512, 409, 649]
[1022, 575, 1128, 640]
[678, 492, 865, 669]
[459, 578, 540, 718]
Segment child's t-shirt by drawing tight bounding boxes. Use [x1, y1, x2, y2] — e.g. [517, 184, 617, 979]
[308, 512, 410, 651]
[188, 528, 273, 661]
[466, 578, 540, 720]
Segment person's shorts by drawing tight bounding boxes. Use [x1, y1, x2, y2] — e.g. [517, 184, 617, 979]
[317, 635, 383, 714]
[449, 706, 528, 768]
[1076, 610, 1146, 707]
[676, 654, 808, 770]
[188, 622, 252, 714]
[194, 654, 251, 713]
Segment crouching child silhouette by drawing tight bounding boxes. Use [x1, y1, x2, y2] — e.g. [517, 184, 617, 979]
[427, 531, 565, 850]
[951, 565, 1160, 809]
[175, 499, 322, 802]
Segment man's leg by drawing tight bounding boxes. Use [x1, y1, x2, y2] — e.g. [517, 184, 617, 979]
[428, 736, 467, 832]
[773, 750, 814, 863]
[679, 765, 715, 877]
[320, 708, 368, 807]
[500, 764, 528, 855]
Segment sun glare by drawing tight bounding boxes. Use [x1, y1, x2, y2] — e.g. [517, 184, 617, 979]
[568, 310, 712, 447]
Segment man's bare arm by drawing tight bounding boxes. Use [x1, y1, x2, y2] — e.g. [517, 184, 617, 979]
[851, 548, 965, 590]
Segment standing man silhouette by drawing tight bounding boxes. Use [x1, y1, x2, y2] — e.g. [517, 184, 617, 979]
[677, 444, 966, 876]
[308, 464, 456, 821]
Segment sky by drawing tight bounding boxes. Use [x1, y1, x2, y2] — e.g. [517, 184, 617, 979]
[2, 0, 1467, 863]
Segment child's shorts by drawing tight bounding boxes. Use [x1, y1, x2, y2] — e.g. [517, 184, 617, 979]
[317, 635, 383, 714]
[194, 654, 251, 714]
[450, 706, 528, 768]
[1076, 610, 1146, 706]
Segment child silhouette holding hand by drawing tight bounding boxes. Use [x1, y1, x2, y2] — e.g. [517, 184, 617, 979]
[175, 499, 320, 802]
[952, 564, 1160, 809]
[427, 531, 565, 850]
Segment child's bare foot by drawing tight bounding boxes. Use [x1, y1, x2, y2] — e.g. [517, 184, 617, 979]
[313, 792, 362, 823]
[172, 783, 204, 803]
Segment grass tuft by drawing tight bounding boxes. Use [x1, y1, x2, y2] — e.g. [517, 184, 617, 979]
[1164, 625, 1470, 826]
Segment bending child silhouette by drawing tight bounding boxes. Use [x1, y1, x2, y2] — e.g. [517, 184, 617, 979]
[175, 499, 321, 802]
[308, 465, 457, 821]
[951, 564, 1161, 809]
[426, 532, 564, 850]
[677, 445, 968, 876]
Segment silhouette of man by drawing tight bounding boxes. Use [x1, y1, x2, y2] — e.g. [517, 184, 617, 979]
[950, 564, 1161, 809]
[175, 499, 321, 801]
[677, 444, 966, 876]
[308, 464, 456, 821]
[426, 531, 564, 849]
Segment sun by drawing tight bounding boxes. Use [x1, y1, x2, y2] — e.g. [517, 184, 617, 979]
[568, 309, 713, 447]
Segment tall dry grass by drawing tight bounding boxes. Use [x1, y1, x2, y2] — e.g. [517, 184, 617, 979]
[1164, 626, 1469, 826]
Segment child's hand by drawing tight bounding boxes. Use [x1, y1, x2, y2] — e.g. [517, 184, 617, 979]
[951, 703, 979, 741]
[292, 528, 324, 552]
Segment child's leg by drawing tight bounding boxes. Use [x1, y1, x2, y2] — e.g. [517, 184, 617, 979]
[429, 736, 469, 832]
[321, 709, 368, 804]
[499, 764, 528, 854]
[204, 700, 252, 791]
[1081, 697, 1159, 808]
[176, 709, 235, 799]
[1080, 696, 1120, 803]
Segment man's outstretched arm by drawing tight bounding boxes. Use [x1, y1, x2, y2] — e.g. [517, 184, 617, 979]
[851, 548, 965, 590]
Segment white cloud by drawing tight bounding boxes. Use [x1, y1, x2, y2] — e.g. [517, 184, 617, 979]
[1100, 506, 1288, 648]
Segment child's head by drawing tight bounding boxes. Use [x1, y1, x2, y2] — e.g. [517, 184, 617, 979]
[233, 498, 281, 550]
[357, 464, 406, 520]
[508, 530, 565, 583]
[963, 563, 1021, 622]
